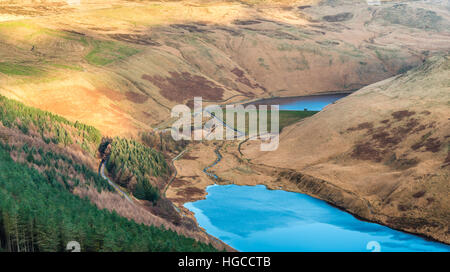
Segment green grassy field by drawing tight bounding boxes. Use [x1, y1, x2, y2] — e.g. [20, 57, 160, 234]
[278, 110, 318, 130]
[84, 40, 140, 66]
[214, 108, 318, 135]
[0, 62, 44, 76]
[48, 63, 84, 71]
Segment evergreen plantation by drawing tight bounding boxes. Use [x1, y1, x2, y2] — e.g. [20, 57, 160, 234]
[141, 131, 189, 155]
[106, 137, 171, 204]
[0, 95, 101, 155]
[0, 143, 215, 252]
[0, 95, 217, 252]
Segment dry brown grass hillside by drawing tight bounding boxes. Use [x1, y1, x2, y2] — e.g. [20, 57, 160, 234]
[242, 55, 450, 243]
[0, 0, 449, 135]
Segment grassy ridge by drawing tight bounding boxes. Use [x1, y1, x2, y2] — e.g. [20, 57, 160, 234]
[0, 21, 139, 70]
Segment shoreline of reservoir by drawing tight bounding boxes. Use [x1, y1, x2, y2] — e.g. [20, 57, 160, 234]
[184, 184, 450, 252]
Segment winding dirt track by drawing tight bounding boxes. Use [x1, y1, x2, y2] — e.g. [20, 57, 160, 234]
[163, 148, 189, 196]
[99, 160, 134, 204]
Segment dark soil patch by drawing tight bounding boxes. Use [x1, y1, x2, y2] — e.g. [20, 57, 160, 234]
[171, 24, 212, 33]
[412, 191, 426, 198]
[412, 124, 427, 133]
[232, 68, 253, 88]
[231, 67, 263, 91]
[390, 118, 420, 137]
[347, 122, 373, 132]
[348, 111, 438, 163]
[231, 67, 245, 78]
[384, 153, 419, 170]
[279, 6, 292, 11]
[323, 12, 354, 22]
[179, 175, 199, 179]
[181, 154, 199, 160]
[316, 40, 340, 46]
[185, 100, 195, 108]
[144, 197, 182, 225]
[394, 158, 418, 169]
[412, 137, 442, 153]
[170, 178, 189, 188]
[125, 91, 148, 104]
[109, 34, 160, 46]
[258, 30, 301, 40]
[387, 216, 439, 229]
[176, 186, 204, 200]
[352, 143, 383, 162]
[424, 138, 441, 152]
[63, 29, 86, 36]
[215, 26, 242, 36]
[373, 131, 401, 146]
[142, 72, 224, 103]
[397, 204, 410, 212]
[233, 20, 261, 25]
[444, 151, 450, 166]
[391, 110, 416, 120]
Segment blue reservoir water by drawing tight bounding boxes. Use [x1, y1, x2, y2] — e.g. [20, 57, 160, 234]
[184, 185, 450, 252]
[278, 94, 349, 111]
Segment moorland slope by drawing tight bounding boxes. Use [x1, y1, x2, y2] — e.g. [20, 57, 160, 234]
[1, 0, 449, 135]
[242, 55, 450, 243]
